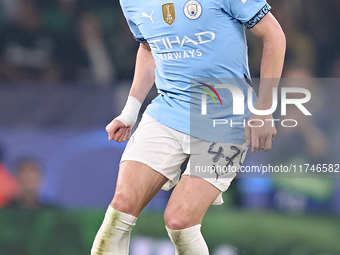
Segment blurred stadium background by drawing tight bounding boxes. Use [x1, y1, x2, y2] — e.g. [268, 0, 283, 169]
[0, 0, 340, 254]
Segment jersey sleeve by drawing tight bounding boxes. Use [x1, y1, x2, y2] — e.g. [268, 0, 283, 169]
[120, 2, 147, 43]
[221, 0, 271, 28]
[126, 19, 147, 43]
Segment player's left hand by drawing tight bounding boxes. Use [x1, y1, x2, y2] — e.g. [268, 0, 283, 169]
[245, 114, 277, 153]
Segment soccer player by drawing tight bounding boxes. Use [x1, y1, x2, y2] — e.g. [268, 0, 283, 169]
[91, 0, 285, 254]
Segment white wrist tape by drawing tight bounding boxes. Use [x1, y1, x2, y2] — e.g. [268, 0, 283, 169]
[115, 96, 141, 127]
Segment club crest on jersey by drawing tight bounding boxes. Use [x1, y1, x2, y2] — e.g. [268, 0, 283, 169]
[162, 3, 176, 26]
[184, 0, 202, 20]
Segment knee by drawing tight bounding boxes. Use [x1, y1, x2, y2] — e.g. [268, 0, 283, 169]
[164, 208, 193, 230]
[111, 191, 139, 216]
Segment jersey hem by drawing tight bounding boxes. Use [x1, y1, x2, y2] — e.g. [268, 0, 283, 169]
[144, 112, 246, 145]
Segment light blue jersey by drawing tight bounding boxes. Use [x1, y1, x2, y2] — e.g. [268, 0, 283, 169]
[120, 0, 271, 143]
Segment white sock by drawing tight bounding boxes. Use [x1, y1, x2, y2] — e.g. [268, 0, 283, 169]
[91, 205, 137, 255]
[166, 224, 209, 255]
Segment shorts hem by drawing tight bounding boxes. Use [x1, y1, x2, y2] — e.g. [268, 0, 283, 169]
[181, 173, 231, 193]
[120, 157, 175, 190]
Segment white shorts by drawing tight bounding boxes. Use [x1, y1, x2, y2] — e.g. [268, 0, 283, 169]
[121, 114, 248, 205]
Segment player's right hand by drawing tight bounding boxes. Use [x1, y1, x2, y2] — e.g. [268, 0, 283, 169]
[106, 119, 132, 143]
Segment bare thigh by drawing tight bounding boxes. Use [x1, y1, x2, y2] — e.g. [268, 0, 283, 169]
[164, 175, 221, 230]
[111, 160, 168, 217]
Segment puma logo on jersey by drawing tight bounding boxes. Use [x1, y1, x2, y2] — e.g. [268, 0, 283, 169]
[142, 10, 154, 23]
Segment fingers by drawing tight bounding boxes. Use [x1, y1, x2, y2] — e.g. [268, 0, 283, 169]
[117, 127, 131, 143]
[106, 119, 127, 141]
[113, 128, 124, 141]
[124, 127, 132, 141]
[247, 126, 277, 153]
[251, 130, 260, 153]
[106, 119, 132, 143]
[118, 128, 128, 143]
[107, 128, 119, 141]
[263, 135, 272, 152]
[245, 124, 251, 147]
[262, 127, 277, 152]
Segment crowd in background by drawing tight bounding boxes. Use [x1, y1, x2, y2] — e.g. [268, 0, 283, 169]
[249, 0, 340, 78]
[0, 0, 138, 87]
[0, 148, 46, 209]
[0, 0, 340, 87]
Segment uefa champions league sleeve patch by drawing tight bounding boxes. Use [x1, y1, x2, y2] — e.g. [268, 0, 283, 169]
[184, 0, 202, 20]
